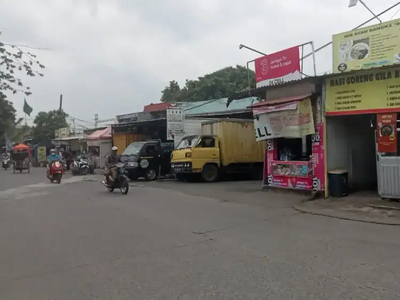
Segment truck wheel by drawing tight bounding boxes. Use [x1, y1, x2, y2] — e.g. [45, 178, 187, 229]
[201, 164, 218, 182]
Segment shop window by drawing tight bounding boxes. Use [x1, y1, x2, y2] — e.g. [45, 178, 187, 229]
[197, 137, 215, 148]
[276, 135, 312, 161]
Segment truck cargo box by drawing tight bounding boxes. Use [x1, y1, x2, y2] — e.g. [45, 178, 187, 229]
[201, 119, 265, 167]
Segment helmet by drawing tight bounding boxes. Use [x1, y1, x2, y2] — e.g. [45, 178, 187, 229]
[50, 149, 56, 154]
[111, 146, 118, 151]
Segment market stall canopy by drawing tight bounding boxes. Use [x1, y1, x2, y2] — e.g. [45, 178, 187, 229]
[250, 94, 312, 116]
[87, 127, 112, 141]
[13, 143, 30, 151]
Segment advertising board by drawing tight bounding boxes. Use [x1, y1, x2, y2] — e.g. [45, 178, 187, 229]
[325, 67, 400, 115]
[333, 18, 400, 73]
[254, 46, 301, 87]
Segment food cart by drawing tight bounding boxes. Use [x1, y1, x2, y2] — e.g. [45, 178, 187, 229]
[12, 143, 31, 173]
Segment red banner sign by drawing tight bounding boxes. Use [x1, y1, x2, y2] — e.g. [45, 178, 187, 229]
[254, 46, 301, 88]
[377, 113, 397, 153]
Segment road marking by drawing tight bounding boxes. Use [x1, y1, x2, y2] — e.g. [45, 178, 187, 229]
[0, 176, 93, 202]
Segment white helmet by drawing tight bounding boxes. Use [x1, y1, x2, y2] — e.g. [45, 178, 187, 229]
[111, 146, 118, 151]
[50, 149, 56, 154]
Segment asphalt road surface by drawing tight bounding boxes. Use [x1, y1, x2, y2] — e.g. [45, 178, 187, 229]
[0, 170, 399, 299]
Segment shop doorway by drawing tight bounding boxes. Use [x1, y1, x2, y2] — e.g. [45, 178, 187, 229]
[326, 114, 377, 192]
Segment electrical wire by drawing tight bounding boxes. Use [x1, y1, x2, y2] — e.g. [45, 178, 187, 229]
[390, 7, 400, 19]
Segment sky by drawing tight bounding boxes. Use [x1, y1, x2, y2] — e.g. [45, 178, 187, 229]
[1, 0, 400, 126]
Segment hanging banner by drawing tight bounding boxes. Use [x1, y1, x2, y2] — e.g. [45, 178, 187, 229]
[167, 107, 184, 141]
[254, 98, 315, 141]
[254, 46, 301, 87]
[333, 18, 400, 73]
[377, 113, 397, 153]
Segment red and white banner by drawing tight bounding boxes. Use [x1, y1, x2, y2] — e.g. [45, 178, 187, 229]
[254, 46, 301, 87]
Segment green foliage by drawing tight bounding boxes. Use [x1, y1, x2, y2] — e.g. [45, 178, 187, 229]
[32, 110, 69, 144]
[0, 94, 23, 144]
[160, 65, 255, 102]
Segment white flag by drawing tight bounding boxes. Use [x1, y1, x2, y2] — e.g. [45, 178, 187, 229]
[349, 0, 358, 7]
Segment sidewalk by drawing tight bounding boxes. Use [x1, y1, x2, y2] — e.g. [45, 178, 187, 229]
[294, 192, 400, 225]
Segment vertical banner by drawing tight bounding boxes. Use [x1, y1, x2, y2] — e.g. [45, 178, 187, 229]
[264, 139, 277, 186]
[37, 146, 47, 162]
[311, 123, 325, 191]
[377, 113, 397, 153]
[166, 107, 184, 141]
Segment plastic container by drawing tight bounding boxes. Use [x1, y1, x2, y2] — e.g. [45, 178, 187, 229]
[328, 169, 348, 197]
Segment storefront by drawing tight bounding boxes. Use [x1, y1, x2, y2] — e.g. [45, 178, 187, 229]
[87, 127, 112, 168]
[325, 66, 400, 198]
[252, 93, 326, 194]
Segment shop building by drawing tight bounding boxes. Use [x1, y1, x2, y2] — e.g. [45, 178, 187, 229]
[230, 78, 326, 195]
[324, 66, 400, 198]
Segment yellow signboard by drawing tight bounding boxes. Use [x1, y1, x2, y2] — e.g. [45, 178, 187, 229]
[333, 18, 400, 73]
[326, 67, 400, 115]
[37, 146, 47, 162]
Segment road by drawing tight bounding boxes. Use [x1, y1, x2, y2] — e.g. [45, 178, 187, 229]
[0, 169, 399, 299]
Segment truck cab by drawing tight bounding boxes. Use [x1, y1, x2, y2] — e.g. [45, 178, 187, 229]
[170, 135, 221, 182]
[120, 140, 173, 181]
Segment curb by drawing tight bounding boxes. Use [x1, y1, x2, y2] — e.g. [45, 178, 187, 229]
[292, 205, 400, 226]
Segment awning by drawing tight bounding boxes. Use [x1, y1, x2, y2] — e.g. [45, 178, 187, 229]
[13, 143, 29, 151]
[87, 127, 112, 141]
[250, 94, 312, 116]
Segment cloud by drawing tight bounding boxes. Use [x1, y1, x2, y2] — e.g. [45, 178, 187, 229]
[1, 0, 398, 122]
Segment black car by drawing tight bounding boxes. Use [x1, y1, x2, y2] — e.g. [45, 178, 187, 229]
[120, 140, 173, 181]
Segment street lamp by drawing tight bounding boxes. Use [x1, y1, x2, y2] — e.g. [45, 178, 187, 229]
[349, 0, 382, 23]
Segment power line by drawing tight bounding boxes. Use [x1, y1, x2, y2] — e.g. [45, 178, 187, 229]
[390, 7, 400, 19]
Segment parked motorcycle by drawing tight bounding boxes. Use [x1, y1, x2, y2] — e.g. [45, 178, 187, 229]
[102, 162, 129, 194]
[2, 157, 11, 170]
[47, 160, 64, 183]
[71, 157, 90, 176]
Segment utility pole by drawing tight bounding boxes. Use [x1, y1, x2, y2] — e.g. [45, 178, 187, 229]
[94, 114, 99, 128]
[59, 94, 63, 111]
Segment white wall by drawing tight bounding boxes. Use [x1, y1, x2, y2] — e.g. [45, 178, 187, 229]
[326, 115, 377, 190]
[173, 118, 211, 148]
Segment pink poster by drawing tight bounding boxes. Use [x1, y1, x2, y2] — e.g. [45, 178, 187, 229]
[311, 123, 325, 191]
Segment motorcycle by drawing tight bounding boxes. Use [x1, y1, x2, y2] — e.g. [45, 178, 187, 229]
[47, 160, 64, 183]
[2, 157, 11, 170]
[71, 157, 90, 176]
[102, 162, 129, 194]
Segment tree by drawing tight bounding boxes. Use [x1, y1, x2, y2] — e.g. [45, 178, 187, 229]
[0, 94, 23, 145]
[0, 38, 45, 99]
[32, 110, 69, 144]
[160, 65, 256, 102]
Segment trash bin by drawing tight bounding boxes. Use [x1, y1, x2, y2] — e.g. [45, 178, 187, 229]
[328, 169, 348, 197]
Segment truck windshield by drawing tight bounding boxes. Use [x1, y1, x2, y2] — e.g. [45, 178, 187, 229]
[122, 142, 145, 155]
[176, 136, 199, 149]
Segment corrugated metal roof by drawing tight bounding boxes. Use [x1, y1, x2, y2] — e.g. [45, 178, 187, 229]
[227, 76, 322, 104]
[250, 94, 311, 108]
[181, 97, 259, 115]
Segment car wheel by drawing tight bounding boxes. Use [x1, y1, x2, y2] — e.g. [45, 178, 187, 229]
[144, 169, 157, 181]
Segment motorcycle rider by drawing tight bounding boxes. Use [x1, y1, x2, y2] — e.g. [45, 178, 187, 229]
[47, 149, 61, 176]
[104, 146, 119, 185]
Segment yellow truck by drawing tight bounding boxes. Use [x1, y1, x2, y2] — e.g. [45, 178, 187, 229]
[170, 119, 266, 182]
